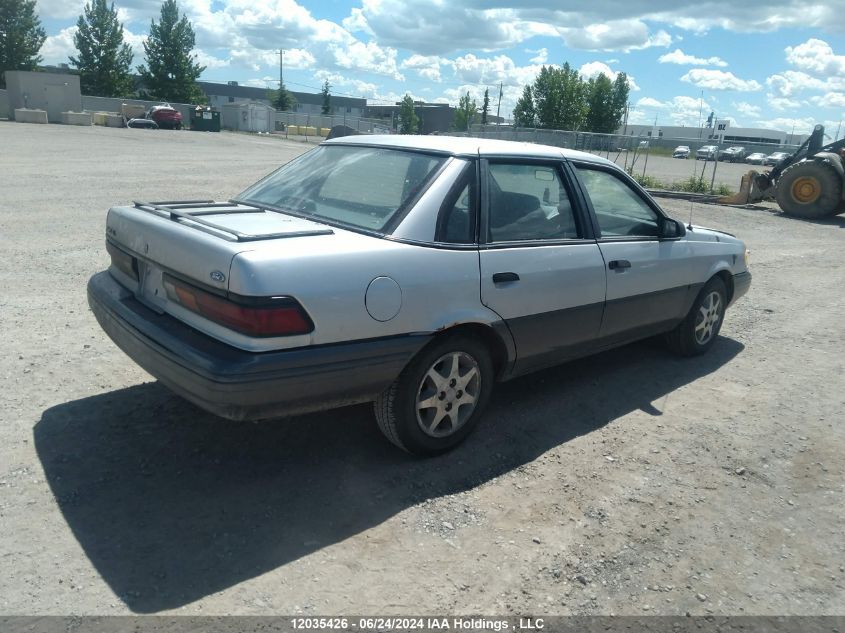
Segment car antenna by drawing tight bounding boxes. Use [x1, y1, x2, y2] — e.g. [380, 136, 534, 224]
[687, 198, 695, 230]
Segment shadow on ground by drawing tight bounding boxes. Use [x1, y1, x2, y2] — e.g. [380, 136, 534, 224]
[35, 337, 743, 612]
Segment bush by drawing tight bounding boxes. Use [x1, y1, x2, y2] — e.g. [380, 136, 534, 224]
[631, 173, 666, 189]
[671, 176, 709, 194]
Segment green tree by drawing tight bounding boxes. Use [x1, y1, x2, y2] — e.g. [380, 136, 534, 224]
[69, 0, 134, 97]
[584, 73, 613, 133]
[268, 82, 296, 111]
[610, 72, 630, 131]
[481, 87, 489, 125]
[0, 0, 46, 88]
[584, 71, 629, 133]
[397, 94, 418, 134]
[533, 63, 585, 130]
[137, 0, 205, 103]
[453, 91, 476, 132]
[512, 85, 535, 127]
[321, 79, 331, 115]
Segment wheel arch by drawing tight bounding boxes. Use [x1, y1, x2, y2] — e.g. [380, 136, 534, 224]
[420, 321, 514, 381]
[712, 269, 735, 303]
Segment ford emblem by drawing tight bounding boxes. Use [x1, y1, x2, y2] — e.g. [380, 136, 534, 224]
[210, 270, 226, 282]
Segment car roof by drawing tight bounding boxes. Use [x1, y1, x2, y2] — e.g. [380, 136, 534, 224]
[323, 134, 615, 166]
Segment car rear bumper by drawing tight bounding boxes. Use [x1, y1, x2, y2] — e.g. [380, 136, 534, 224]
[87, 271, 429, 421]
[731, 271, 752, 306]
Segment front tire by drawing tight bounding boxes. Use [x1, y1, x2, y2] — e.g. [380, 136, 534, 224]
[374, 335, 494, 455]
[666, 277, 727, 357]
[776, 160, 842, 219]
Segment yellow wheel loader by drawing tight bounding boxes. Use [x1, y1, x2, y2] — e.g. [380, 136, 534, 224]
[718, 125, 845, 219]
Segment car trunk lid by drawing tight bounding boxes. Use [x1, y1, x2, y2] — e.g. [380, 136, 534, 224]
[105, 200, 334, 313]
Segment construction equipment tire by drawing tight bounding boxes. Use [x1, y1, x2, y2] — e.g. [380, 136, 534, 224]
[776, 160, 843, 219]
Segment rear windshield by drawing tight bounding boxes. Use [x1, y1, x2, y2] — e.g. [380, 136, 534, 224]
[237, 145, 446, 232]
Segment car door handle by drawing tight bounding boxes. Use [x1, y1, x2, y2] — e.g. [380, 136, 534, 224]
[492, 272, 520, 283]
[608, 259, 631, 270]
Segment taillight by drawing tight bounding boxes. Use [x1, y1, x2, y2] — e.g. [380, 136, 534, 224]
[107, 241, 139, 281]
[162, 274, 313, 337]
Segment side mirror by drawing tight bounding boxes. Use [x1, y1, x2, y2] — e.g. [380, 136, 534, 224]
[659, 218, 685, 239]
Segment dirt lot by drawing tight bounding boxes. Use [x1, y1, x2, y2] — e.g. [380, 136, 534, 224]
[1, 122, 843, 617]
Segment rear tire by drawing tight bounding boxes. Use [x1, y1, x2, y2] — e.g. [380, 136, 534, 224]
[374, 335, 494, 455]
[775, 160, 842, 219]
[666, 277, 727, 357]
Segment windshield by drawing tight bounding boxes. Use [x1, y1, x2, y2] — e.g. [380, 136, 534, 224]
[236, 145, 446, 232]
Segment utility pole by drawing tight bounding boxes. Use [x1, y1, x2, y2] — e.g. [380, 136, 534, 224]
[279, 49, 284, 89]
[495, 83, 503, 123]
[697, 89, 703, 139]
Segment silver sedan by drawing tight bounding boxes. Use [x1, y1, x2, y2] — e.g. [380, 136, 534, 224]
[88, 136, 751, 454]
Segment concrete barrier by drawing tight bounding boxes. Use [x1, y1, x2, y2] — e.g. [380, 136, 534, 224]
[93, 112, 108, 126]
[104, 113, 124, 128]
[61, 111, 92, 126]
[14, 108, 48, 124]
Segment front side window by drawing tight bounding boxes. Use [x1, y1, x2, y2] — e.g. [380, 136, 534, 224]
[237, 145, 446, 232]
[487, 163, 580, 242]
[576, 167, 660, 238]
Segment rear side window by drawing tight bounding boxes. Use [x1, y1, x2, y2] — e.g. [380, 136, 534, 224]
[576, 167, 660, 238]
[238, 145, 445, 232]
[487, 163, 580, 242]
[437, 166, 477, 244]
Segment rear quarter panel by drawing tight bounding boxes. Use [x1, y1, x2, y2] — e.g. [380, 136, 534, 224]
[228, 234, 497, 348]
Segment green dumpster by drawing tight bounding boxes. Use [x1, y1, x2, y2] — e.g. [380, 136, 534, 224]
[190, 108, 221, 132]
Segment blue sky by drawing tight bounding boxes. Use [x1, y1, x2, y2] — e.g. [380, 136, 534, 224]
[38, 0, 845, 138]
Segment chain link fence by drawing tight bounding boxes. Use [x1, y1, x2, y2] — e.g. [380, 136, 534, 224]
[468, 124, 801, 194]
[273, 111, 392, 141]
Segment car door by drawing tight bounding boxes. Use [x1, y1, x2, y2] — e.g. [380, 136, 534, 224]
[478, 159, 607, 374]
[571, 163, 693, 343]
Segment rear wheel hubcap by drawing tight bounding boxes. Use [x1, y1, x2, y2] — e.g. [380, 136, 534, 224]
[415, 351, 481, 438]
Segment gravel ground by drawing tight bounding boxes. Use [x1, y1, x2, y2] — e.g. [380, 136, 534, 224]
[1, 122, 844, 616]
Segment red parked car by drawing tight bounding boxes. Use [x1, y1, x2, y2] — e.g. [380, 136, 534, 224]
[146, 104, 183, 130]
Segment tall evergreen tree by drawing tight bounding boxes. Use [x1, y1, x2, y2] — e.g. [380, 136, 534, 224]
[268, 81, 296, 111]
[321, 79, 331, 114]
[137, 0, 205, 103]
[481, 87, 489, 125]
[397, 94, 418, 134]
[0, 0, 46, 88]
[69, 0, 134, 97]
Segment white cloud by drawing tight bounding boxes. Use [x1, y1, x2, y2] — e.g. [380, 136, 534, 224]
[401, 54, 449, 82]
[784, 39, 845, 78]
[193, 49, 230, 70]
[634, 95, 713, 126]
[40, 27, 77, 65]
[579, 61, 640, 91]
[811, 92, 845, 109]
[754, 117, 817, 135]
[733, 101, 761, 117]
[556, 21, 672, 52]
[766, 94, 803, 111]
[528, 48, 548, 64]
[766, 70, 843, 97]
[658, 48, 727, 67]
[681, 69, 762, 92]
